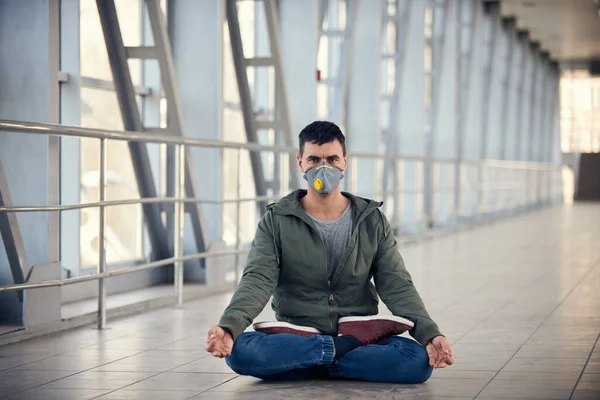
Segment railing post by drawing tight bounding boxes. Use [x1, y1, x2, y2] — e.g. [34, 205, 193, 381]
[174, 143, 185, 306]
[234, 148, 242, 287]
[97, 138, 107, 329]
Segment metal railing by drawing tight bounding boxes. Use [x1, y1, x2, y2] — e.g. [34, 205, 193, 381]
[0, 119, 562, 328]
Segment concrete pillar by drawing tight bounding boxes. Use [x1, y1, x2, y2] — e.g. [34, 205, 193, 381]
[346, 0, 382, 200]
[397, 0, 425, 234]
[279, 0, 318, 135]
[170, 0, 224, 249]
[0, 0, 60, 325]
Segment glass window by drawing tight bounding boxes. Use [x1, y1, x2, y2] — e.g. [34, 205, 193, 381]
[79, 88, 144, 266]
[79, 0, 142, 85]
[560, 70, 600, 153]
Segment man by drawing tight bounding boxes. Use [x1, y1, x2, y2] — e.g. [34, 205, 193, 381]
[205, 121, 454, 383]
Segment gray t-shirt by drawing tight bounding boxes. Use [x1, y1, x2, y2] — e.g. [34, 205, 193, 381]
[307, 203, 353, 281]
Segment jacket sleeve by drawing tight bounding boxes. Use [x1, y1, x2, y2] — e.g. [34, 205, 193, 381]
[218, 210, 280, 340]
[371, 211, 443, 346]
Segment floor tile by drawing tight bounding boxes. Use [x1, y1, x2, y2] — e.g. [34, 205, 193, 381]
[430, 369, 496, 380]
[95, 389, 200, 399]
[3, 388, 111, 400]
[580, 373, 600, 382]
[485, 377, 577, 391]
[477, 386, 572, 399]
[14, 355, 118, 371]
[36, 371, 155, 390]
[576, 380, 600, 391]
[501, 357, 587, 373]
[170, 357, 234, 374]
[124, 372, 236, 391]
[406, 378, 489, 398]
[495, 371, 581, 381]
[90, 356, 194, 373]
[583, 360, 600, 374]
[571, 390, 600, 400]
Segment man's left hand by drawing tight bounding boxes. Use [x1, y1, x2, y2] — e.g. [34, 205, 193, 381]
[426, 336, 454, 368]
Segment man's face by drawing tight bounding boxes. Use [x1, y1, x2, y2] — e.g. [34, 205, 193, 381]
[297, 140, 347, 172]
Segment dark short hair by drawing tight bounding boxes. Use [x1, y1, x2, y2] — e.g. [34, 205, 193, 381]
[298, 121, 346, 156]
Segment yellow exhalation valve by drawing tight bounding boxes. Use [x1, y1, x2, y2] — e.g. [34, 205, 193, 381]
[313, 178, 324, 191]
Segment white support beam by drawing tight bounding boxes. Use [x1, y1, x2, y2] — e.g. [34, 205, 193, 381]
[346, 0, 382, 199]
[279, 0, 318, 135]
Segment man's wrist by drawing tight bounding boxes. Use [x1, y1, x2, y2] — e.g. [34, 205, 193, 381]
[219, 325, 233, 337]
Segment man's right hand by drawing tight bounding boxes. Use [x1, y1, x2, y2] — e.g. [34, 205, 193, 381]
[205, 326, 233, 358]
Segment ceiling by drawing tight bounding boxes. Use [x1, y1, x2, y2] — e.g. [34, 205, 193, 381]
[498, 0, 600, 64]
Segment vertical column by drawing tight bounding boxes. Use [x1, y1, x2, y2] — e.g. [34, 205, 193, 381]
[0, 0, 61, 325]
[504, 23, 521, 162]
[346, 0, 382, 199]
[279, 0, 318, 135]
[499, 18, 516, 161]
[477, 1, 498, 217]
[397, 0, 425, 235]
[549, 61, 563, 202]
[518, 37, 533, 162]
[59, 0, 82, 276]
[461, 0, 483, 218]
[526, 42, 540, 207]
[141, 1, 163, 258]
[170, 0, 223, 249]
[431, 0, 456, 227]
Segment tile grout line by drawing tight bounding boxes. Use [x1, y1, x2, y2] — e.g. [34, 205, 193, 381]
[471, 257, 600, 400]
[568, 332, 600, 400]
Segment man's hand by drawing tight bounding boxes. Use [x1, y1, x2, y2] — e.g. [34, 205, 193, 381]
[426, 336, 454, 369]
[205, 326, 233, 358]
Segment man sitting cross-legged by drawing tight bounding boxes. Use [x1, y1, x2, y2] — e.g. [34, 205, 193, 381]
[205, 121, 454, 383]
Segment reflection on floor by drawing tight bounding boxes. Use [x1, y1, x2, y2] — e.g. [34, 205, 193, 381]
[1, 204, 599, 399]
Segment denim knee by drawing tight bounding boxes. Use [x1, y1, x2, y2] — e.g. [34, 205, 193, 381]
[389, 337, 433, 384]
[225, 332, 267, 375]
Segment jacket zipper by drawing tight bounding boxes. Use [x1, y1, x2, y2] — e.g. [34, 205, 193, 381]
[280, 202, 381, 334]
[307, 224, 335, 333]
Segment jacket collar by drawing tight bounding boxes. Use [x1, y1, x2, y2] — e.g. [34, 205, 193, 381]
[268, 189, 382, 222]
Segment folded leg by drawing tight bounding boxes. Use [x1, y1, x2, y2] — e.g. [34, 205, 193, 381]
[225, 332, 335, 380]
[329, 336, 433, 384]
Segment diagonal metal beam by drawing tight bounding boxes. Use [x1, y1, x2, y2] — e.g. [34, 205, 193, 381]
[263, 0, 300, 190]
[226, 0, 268, 214]
[0, 158, 28, 302]
[95, 0, 170, 261]
[145, 0, 209, 254]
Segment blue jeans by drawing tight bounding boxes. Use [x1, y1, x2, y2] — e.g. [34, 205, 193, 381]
[225, 332, 433, 384]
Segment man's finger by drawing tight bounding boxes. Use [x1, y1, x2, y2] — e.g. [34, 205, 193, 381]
[438, 361, 448, 368]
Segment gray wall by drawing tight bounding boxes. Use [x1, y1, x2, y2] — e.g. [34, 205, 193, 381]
[0, 0, 58, 324]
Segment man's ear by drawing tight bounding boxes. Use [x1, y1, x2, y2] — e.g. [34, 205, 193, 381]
[296, 154, 303, 171]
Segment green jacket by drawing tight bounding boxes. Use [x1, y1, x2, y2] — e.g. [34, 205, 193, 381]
[218, 190, 442, 346]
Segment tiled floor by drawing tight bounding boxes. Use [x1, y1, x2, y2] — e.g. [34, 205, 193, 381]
[1, 203, 599, 399]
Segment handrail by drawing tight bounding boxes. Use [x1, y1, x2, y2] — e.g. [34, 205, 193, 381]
[0, 119, 557, 169]
[0, 248, 251, 293]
